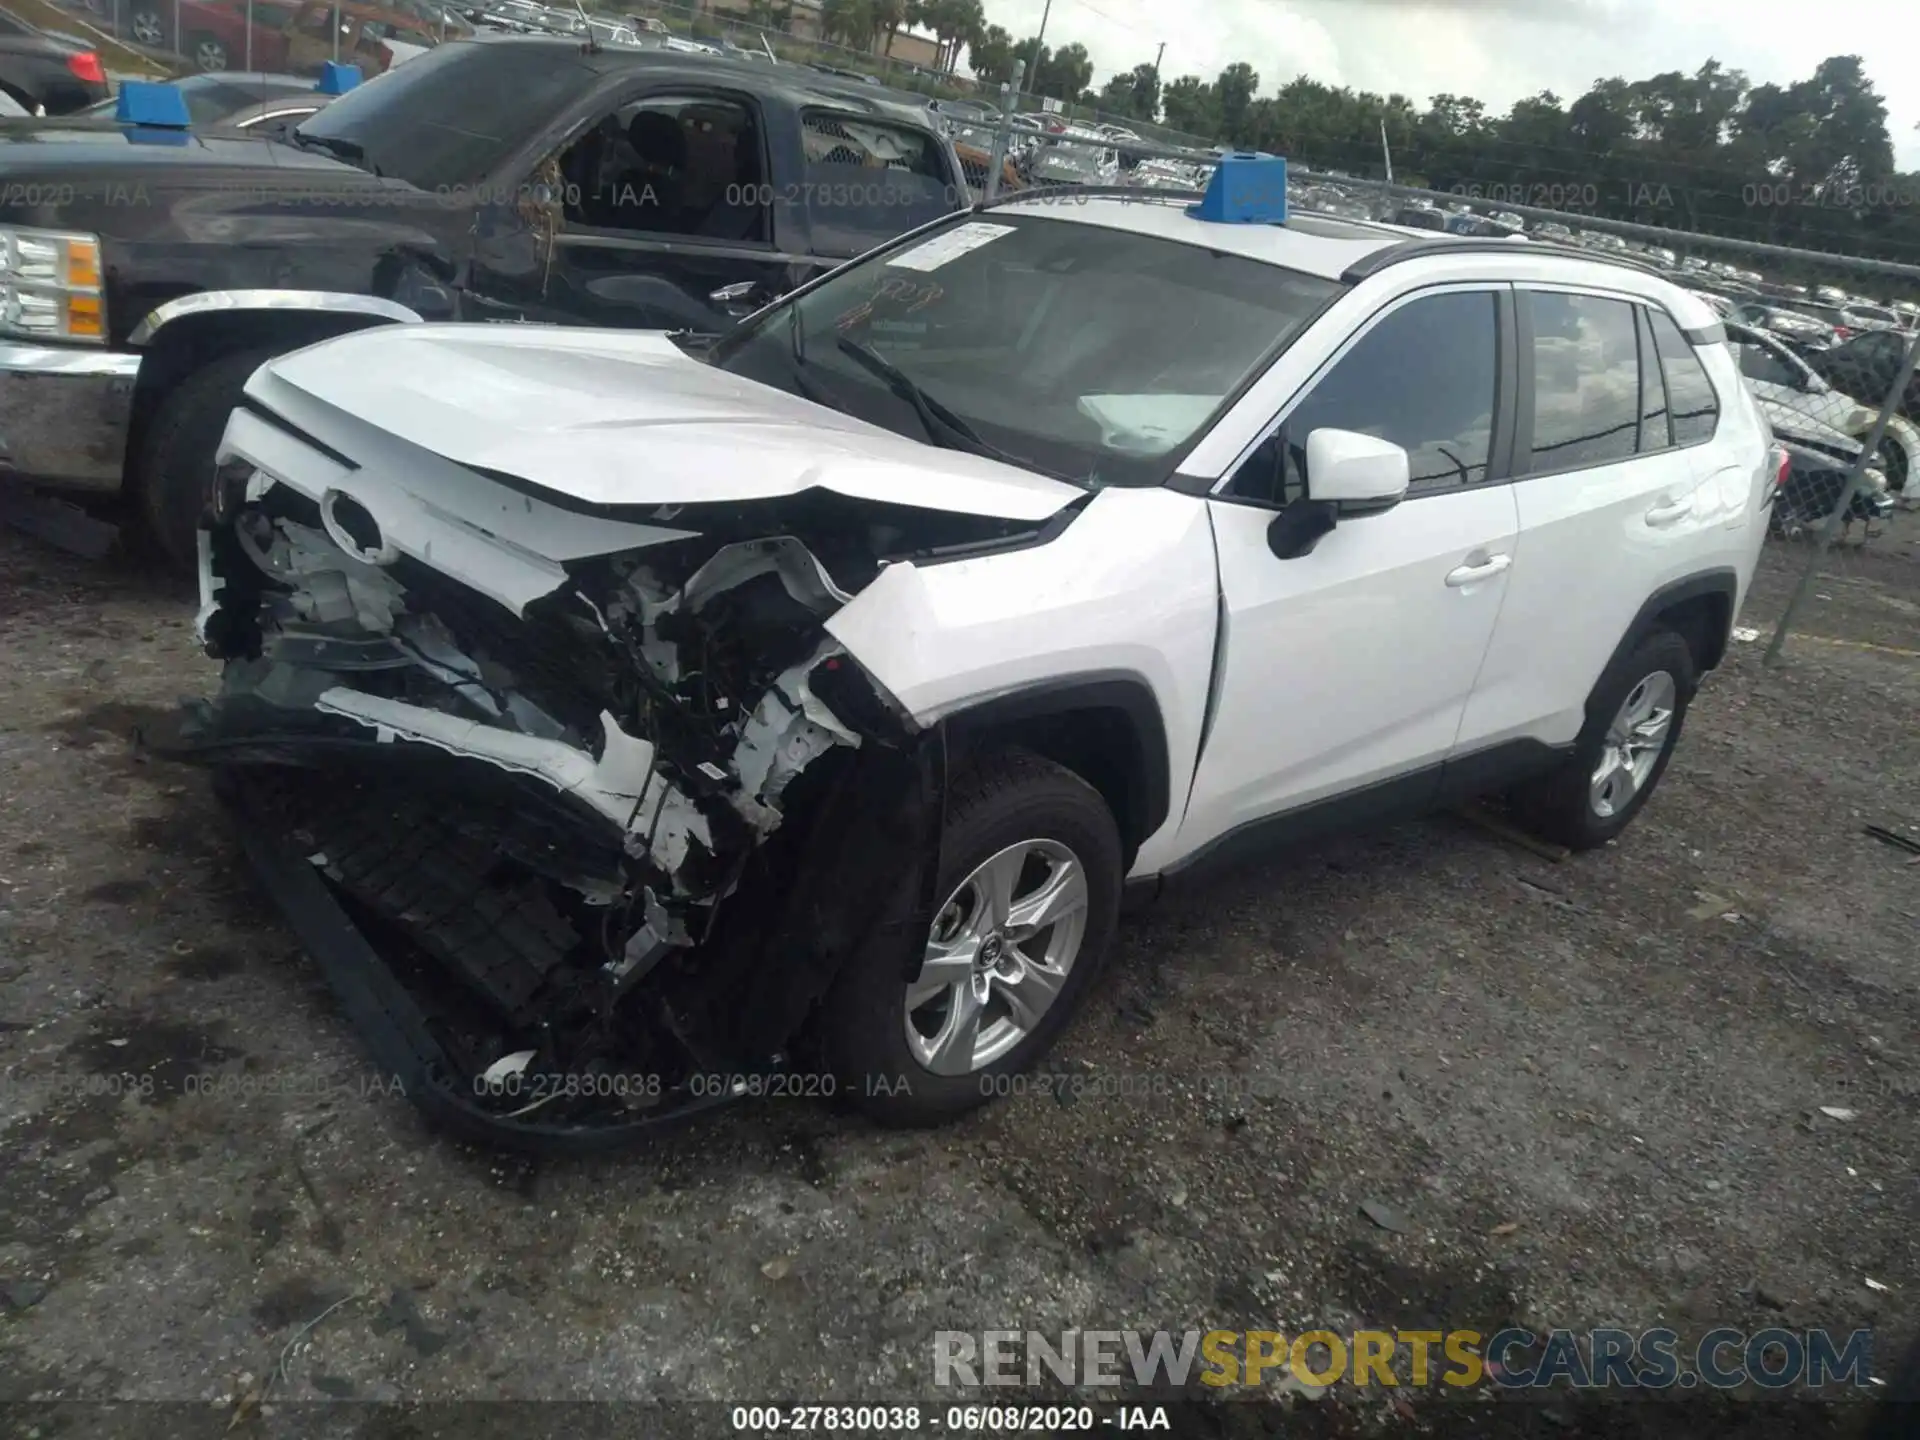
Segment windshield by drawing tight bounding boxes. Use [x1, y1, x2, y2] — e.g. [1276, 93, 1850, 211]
[711, 211, 1343, 487]
[293, 39, 596, 188]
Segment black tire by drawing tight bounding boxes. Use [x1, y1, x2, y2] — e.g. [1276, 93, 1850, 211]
[1516, 628, 1698, 851]
[822, 748, 1122, 1126]
[132, 347, 278, 571]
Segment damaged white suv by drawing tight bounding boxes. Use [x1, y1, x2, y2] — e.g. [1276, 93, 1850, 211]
[160, 164, 1777, 1150]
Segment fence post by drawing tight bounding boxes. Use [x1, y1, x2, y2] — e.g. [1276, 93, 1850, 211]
[983, 59, 1023, 204]
[244, 0, 253, 70]
[1763, 329, 1920, 667]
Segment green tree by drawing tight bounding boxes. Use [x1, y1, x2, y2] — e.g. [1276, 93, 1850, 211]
[1160, 74, 1218, 137]
[1036, 40, 1091, 101]
[819, 0, 872, 46]
[1215, 61, 1258, 141]
[968, 21, 1016, 85]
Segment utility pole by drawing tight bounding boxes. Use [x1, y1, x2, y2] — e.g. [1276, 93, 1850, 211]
[1153, 41, 1164, 75]
[1026, 0, 1050, 102]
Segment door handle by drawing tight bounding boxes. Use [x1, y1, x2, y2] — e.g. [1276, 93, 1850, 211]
[1445, 553, 1512, 587]
[1645, 498, 1692, 526]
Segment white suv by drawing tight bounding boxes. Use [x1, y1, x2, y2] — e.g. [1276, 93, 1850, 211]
[167, 168, 1776, 1148]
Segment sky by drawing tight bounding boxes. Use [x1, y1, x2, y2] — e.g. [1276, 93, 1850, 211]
[973, 0, 1920, 170]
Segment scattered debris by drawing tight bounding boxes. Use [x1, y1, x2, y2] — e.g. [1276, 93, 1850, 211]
[369, 1288, 447, 1356]
[1359, 1200, 1411, 1234]
[1818, 1106, 1858, 1122]
[1687, 891, 1738, 921]
[1863, 825, 1920, 857]
[1489, 1221, 1520, 1237]
[759, 1257, 792, 1281]
[1864, 1277, 1890, 1293]
[1456, 804, 1570, 863]
[1731, 625, 1762, 643]
[275, 1291, 359, 1391]
[1754, 1282, 1790, 1311]
[1, 1278, 50, 1311]
[0, 478, 119, 560]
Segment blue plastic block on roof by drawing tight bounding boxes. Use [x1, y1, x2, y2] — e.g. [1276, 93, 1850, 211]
[1188, 153, 1289, 225]
[316, 62, 362, 95]
[114, 81, 191, 129]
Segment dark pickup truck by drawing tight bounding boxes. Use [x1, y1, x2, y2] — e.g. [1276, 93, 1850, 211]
[0, 35, 966, 564]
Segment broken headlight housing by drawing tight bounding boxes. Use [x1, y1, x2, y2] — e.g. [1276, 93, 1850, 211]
[0, 226, 106, 343]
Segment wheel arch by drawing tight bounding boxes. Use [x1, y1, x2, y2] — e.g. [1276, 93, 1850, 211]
[126, 291, 421, 469]
[938, 673, 1172, 871]
[1611, 568, 1739, 688]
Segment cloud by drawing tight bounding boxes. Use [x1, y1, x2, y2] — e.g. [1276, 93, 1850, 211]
[975, 0, 1920, 169]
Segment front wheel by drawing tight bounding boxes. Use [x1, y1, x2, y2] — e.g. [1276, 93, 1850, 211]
[132, 347, 279, 571]
[822, 748, 1123, 1125]
[1516, 629, 1697, 851]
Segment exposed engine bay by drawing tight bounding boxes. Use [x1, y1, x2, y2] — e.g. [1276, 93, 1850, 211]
[150, 467, 1058, 1152]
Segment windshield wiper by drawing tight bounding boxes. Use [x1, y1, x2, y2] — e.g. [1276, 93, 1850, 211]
[291, 130, 369, 168]
[834, 336, 1077, 481]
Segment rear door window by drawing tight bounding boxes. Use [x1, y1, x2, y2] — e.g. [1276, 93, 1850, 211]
[1525, 291, 1642, 472]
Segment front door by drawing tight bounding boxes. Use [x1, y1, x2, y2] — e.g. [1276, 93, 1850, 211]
[1177, 285, 1520, 858]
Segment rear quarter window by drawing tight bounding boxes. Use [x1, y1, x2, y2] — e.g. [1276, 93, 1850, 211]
[799, 110, 958, 257]
[1648, 308, 1720, 445]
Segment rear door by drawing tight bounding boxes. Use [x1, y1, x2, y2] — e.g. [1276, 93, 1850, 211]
[1457, 289, 1724, 754]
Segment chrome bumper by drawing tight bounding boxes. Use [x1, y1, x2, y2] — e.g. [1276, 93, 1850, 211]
[0, 341, 141, 494]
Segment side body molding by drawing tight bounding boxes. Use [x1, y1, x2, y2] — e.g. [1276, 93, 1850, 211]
[129, 291, 424, 347]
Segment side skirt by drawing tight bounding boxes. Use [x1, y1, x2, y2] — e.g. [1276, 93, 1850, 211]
[1129, 738, 1574, 902]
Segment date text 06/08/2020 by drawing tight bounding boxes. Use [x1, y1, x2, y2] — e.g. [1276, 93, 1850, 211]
[729, 1404, 1171, 1431]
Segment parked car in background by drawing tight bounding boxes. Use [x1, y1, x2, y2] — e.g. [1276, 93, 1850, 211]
[128, 0, 448, 73]
[1806, 327, 1920, 429]
[0, 8, 106, 114]
[0, 36, 968, 567]
[1839, 301, 1905, 335]
[1726, 319, 1917, 499]
[1028, 138, 1117, 186]
[75, 69, 321, 126]
[1730, 301, 1837, 354]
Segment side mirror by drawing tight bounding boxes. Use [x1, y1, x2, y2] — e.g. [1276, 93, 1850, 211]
[710, 280, 770, 317]
[1264, 429, 1410, 561]
[1304, 428, 1411, 512]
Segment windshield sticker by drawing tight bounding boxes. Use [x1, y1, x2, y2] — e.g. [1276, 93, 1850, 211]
[836, 275, 943, 331]
[887, 221, 1015, 272]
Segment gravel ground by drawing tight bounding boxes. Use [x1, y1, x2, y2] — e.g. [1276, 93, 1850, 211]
[0, 511, 1915, 1439]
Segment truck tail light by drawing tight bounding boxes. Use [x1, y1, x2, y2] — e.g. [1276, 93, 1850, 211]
[66, 51, 106, 84]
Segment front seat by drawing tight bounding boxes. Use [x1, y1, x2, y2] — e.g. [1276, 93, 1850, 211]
[617, 110, 688, 231]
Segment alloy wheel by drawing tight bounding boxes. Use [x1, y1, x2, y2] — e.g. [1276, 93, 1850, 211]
[1589, 670, 1677, 818]
[130, 10, 164, 44]
[902, 839, 1089, 1076]
[195, 39, 227, 70]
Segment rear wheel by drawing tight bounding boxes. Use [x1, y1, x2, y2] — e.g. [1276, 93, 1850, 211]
[1516, 629, 1697, 851]
[133, 347, 278, 571]
[128, 8, 166, 44]
[822, 748, 1122, 1125]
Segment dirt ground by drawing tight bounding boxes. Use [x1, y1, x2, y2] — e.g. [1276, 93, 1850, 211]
[1, 508, 1916, 1439]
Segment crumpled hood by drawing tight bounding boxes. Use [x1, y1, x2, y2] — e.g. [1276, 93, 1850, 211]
[245, 322, 1086, 522]
[1755, 393, 1862, 457]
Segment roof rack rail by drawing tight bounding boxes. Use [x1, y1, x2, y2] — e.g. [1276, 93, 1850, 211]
[976, 183, 1205, 213]
[1342, 236, 1670, 284]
